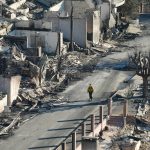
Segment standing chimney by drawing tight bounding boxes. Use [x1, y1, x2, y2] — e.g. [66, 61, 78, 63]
[37, 47, 42, 57]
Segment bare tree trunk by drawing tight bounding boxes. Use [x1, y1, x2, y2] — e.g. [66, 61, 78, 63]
[143, 76, 148, 98]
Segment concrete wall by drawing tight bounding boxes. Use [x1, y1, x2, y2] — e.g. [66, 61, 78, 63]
[44, 12, 60, 31]
[34, 20, 52, 30]
[82, 137, 100, 150]
[10, 76, 21, 105]
[44, 12, 88, 47]
[0, 95, 7, 113]
[93, 11, 100, 44]
[11, 30, 63, 53]
[15, 20, 31, 28]
[76, 118, 107, 150]
[59, 18, 87, 47]
[0, 75, 21, 106]
[86, 10, 100, 44]
[101, 2, 110, 22]
[87, 12, 93, 34]
[64, 0, 91, 16]
[15, 20, 52, 30]
[50, 17, 60, 31]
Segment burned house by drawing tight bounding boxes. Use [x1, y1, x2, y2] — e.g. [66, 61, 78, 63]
[0, 19, 65, 111]
[43, 0, 112, 48]
[9, 20, 65, 54]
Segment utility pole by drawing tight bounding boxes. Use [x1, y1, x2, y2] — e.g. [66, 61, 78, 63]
[69, 0, 74, 51]
[0, 2, 2, 17]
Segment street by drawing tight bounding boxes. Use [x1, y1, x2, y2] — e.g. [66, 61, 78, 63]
[1, 18, 150, 149]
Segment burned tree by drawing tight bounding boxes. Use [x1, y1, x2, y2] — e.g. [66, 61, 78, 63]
[129, 51, 150, 98]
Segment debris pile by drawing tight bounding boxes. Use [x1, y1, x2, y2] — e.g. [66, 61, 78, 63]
[0, 112, 21, 138]
[111, 135, 141, 150]
[110, 119, 150, 150]
[115, 32, 139, 42]
[3, 49, 98, 113]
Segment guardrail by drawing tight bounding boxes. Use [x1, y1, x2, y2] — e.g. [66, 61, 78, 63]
[54, 105, 106, 150]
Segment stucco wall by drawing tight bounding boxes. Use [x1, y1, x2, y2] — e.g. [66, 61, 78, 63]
[0, 75, 21, 106]
[11, 30, 63, 53]
[0, 95, 7, 113]
[59, 18, 87, 47]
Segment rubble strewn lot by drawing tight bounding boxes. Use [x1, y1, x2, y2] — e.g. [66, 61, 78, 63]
[0, 27, 146, 141]
[110, 118, 150, 150]
[100, 73, 150, 150]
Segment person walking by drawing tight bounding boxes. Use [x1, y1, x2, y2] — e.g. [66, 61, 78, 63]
[87, 84, 94, 101]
